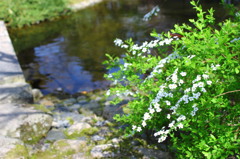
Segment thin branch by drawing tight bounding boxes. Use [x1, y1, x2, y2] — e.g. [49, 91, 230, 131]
[214, 89, 240, 98]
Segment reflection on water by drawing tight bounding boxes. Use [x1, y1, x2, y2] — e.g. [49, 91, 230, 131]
[9, 0, 226, 94]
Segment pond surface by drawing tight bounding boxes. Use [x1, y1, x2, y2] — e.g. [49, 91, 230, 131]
[9, 0, 226, 95]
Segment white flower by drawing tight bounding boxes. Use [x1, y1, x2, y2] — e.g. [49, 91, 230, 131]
[149, 108, 155, 114]
[132, 125, 137, 130]
[167, 114, 171, 119]
[184, 88, 191, 93]
[165, 101, 171, 106]
[169, 84, 177, 89]
[158, 135, 167, 143]
[198, 82, 204, 88]
[142, 48, 147, 52]
[201, 88, 207, 92]
[159, 41, 164, 46]
[179, 79, 184, 84]
[206, 81, 212, 85]
[142, 121, 147, 127]
[156, 107, 162, 112]
[177, 123, 184, 129]
[169, 120, 175, 128]
[121, 44, 128, 48]
[137, 127, 142, 132]
[180, 72, 187, 76]
[114, 38, 123, 46]
[202, 74, 209, 79]
[177, 115, 186, 122]
[154, 103, 160, 109]
[143, 113, 151, 120]
[171, 74, 178, 83]
[106, 90, 111, 96]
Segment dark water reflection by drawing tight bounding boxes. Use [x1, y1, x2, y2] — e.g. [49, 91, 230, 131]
[9, 0, 226, 95]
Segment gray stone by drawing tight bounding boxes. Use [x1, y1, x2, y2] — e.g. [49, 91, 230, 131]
[52, 119, 70, 128]
[71, 152, 86, 159]
[0, 21, 33, 105]
[0, 103, 53, 143]
[32, 88, 43, 102]
[53, 139, 87, 152]
[53, 112, 86, 125]
[45, 129, 66, 141]
[63, 98, 77, 106]
[0, 135, 28, 158]
[91, 144, 116, 158]
[68, 103, 82, 112]
[0, 82, 33, 104]
[68, 122, 92, 135]
[91, 135, 105, 141]
[135, 147, 172, 159]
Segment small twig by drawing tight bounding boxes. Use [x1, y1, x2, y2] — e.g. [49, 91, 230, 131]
[214, 89, 240, 98]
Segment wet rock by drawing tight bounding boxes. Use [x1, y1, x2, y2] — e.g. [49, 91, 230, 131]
[52, 119, 70, 128]
[45, 129, 66, 141]
[135, 147, 172, 159]
[0, 82, 33, 104]
[0, 103, 52, 143]
[95, 120, 110, 127]
[63, 98, 77, 106]
[68, 122, 92, 135]
[71, 152, 86, 159]
[0, 135, 28, 158]
[53, 139, 87, 152]
[32, 88, 43, 102]
[68, 103, 82, 112]
[91, 144, 116, 158]
[91, 135, 105, 141]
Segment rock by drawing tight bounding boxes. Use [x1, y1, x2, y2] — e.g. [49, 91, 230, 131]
[45, 129, 66, 141]
[91, 135, 105, 141]
[68, 122, 92, 135]
[53, 112, 85, 124]
[52, 119, 70, 128]
[0, 103, 53, 143]
[63, 98, 77, 106]
[71, 152, 86, 159]
[0, 135, 28, 159]
[0, 82, 33, 104]
[102, 103, 123, 122]
[135, 147, 172, 159]
[53, 139, 87, 153]
[32, 88, 43, 102]
[91, 144, 116, 158]
[68, 103, 82, 112]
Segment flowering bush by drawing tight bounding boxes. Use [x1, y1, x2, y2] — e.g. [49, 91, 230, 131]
[104, 1, 239, 158]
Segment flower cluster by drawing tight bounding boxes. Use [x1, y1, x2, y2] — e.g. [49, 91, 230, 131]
[143, 6, 160, 21]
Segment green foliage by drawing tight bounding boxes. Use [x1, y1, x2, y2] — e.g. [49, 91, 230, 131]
[0, 0, 69, 28]
[104, 1, 240, 158]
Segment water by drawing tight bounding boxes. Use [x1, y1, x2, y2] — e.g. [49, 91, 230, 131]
[9, 0, 226, 95]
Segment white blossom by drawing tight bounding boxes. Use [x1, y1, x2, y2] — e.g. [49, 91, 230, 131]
[143, 113, 151, 120]
[167, 114, 171, 119]
[180, 72, 187, 76]
[169, 84, 177, 89]
[114, 38, 123, 46]
[169, 120, 175, 128]
[165, 101, 171, 106]
[132, 125, 137, 130]
[142, 121, 147, 127]
[202, 74, 209, 79]
[177, 123, 184, 129]
[206, 81, 212, 85]
[137, 127, 142, 132]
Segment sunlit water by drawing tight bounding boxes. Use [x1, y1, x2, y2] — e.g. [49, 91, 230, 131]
[9, 0, 226, 95]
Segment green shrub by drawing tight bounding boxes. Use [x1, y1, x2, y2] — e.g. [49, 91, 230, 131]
[104, 1, 240, 158]
[0, 0, 69, 27]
